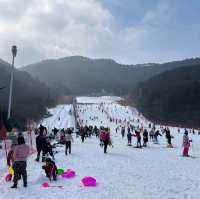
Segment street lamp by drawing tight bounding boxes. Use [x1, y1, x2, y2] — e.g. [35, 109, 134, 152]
[7, 45, 17, 120]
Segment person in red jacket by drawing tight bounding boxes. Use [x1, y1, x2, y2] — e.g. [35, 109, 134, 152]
[101, 129, 111, 153]
[134, 130, 142, 148]
[42, 158, 57, 181]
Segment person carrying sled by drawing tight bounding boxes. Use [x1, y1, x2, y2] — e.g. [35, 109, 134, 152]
[42, 158, 57, 181]
[11, 136, 30, 188]
[182, 131, 192, 157]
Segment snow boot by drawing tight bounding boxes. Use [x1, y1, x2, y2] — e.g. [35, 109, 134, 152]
[11, 184, 17, 189]
[35, 157, 39, 162]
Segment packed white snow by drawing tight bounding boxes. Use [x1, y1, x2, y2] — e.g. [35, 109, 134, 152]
[76, 96, 121, 104]
[1, 97, 200, 199]
[41, 105, 75, 130]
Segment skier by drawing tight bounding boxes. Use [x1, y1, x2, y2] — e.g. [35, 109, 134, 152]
[182, 131, 192, 157]
[134, 130, 142, 148]
[143, 129, 148, 147]
[165, 128, 173, 148]
[101, 129, 110, 153]
[11, 136, 30, 188]
[80, 127, 85, 143]
[65, 129, 73, 155]
[42, 158, 57, 181]
[148, 123, 152, 129]
[153, 130, 162, 144]
[121, 127, 125, 139]
[149, 129, 154, 141]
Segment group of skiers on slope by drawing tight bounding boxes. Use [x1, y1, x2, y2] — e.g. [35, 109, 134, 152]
[77, 124, 112, 154]
[123, 124, 193, 157]
[121, 125, 176, 149]
[76, 125, 100, 143]
[5, 118, 195, 189]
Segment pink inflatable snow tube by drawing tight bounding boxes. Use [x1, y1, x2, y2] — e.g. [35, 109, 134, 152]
[81, 176, 97, 187]
[41, 182, 49, 188]
[62, 169, 76, 178]
[5, 174, 12, 182]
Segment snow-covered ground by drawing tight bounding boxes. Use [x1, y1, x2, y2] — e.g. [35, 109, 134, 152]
[41, 105, 75, 130]
[76, 96, 121, 104]
[1, 97, 200, 199]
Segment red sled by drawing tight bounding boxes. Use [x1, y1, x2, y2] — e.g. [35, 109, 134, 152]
[5, 174, 12, 182]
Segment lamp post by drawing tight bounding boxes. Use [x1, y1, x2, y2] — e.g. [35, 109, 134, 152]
[7, 45, 17, 120]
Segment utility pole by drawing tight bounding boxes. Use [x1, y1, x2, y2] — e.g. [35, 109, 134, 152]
[7, 45, 17, 120]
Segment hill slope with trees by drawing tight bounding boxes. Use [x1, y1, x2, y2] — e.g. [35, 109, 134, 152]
[0, 59, 55, 129]
[22, 56, 200, 96]
[135, 64, 200, 128]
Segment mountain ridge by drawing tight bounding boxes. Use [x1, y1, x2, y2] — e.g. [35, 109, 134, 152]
[22, 56, 200, 96]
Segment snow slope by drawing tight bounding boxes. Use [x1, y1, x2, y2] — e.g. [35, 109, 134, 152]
[1, 97, 200, 199]
[41, 105, 75, 130]
[76, 96, 121, 104]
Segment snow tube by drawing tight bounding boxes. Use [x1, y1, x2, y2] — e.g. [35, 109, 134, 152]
[81, 176, 97, 187]
[5, 174, 12, 182]
[57, 168, 64, 175]
[41, 182, 64, 189]
[62, 169, 76, 178]
[42, 182, 49, 188]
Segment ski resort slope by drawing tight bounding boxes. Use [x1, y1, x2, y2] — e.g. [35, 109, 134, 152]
[1, 98, 200, 199]
[41, 105, 75, 130]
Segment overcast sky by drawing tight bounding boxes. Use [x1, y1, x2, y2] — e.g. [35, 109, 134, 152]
[0, 0, 199, 67]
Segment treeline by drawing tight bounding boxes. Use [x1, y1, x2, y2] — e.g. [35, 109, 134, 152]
[134, 64, 200, 128]
[22, 56, 200, 96]
[0, 60, 55, 130]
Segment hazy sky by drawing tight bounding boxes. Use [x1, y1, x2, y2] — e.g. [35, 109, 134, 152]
[0, 0, 199, 67]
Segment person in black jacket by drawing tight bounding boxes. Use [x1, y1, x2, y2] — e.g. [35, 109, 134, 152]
[154, 130, 162, 144]
[42, 136, 55, 162]
[36, 131, 45, 162]
[165, 128, 173, 148]
[143, 129, 148, 147]
[127, 131, 132, 146]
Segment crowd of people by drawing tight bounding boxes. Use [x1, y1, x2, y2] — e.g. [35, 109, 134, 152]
[4, 104, 198, 189]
